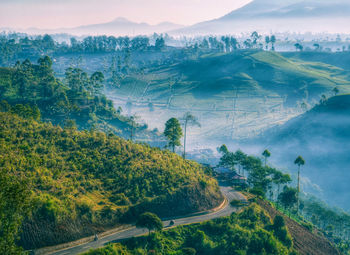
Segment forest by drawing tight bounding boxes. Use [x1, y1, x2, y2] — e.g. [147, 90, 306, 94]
[0, 108, 222, 250]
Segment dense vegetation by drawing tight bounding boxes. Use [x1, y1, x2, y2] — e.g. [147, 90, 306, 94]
[84, 204, 296, 255]
[0, 110, 222, 249]
[218, 146, 349, 253]
[0, 56, 161, 143]
[299, 195, 350, 254]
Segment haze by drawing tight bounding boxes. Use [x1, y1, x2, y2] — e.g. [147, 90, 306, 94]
[0, 0, 251, 29]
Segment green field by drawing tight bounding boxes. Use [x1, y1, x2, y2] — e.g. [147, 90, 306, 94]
[107, 50, 350, 145]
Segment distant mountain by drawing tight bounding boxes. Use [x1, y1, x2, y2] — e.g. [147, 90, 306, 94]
[2, 17, 184, 36]
[257, 94, 350, 211]
[172, 0, 350, 35]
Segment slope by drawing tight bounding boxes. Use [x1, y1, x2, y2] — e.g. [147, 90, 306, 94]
[0, 110, 223, 249]
[256, 94, 350, 210]
[116, 51, 350, 107]
[107, 50, 350, 144]
[0, 57, 163, 144]
[258, 199, 340, 255]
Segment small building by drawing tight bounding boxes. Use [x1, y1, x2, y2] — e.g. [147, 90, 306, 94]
[214, 166, 247, 186]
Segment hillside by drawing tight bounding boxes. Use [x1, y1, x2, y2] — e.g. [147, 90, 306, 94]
[255, 94, 350, 210]
[282, 51, 350, 72]
[257, 199, 340, 255]
[0, 57, 163, 145]
[84, 204, 296, 255]
[83, 200, 341, 255]
[0, 110, 223, 249]
[108, 50, 350, 144]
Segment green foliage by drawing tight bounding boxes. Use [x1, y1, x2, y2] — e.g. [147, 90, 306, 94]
[294, 156, 305, 167]
[270, 216, 293, 248]
[0, 169, 30, 255]
[85, 204, 295, 255]
[279, 187, 298, 212]
[218, 147, 291, 199]
[136, 212, 163, 234]
[0, 57, 159, 142]
[0, 111, 221, 249]
[164, 118, 183, 152]
[84, 243, 132, 255]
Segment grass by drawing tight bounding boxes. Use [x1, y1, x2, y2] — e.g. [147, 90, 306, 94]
[112, 50, 350, 109]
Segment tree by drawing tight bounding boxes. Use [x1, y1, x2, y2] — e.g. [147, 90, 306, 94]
[250, 31, 261, 48]
[182, 112, 200, 159]
[0, 170, 30, 254]
[265, 36, 270, 50]
[278, 186, 298, 217]
[164, 118, 183, 152]
[333, 87, 340, 96]
[294, 43, 303, 51]
[270, 35, 276, 51]
[218, 145, 236, 172]
[273, 172, 291, 206]
[294, 156, 305, 214]
[262, 149, 271, 167]
[155, 37, 165, 51]
[90, 71, 104, 95]
[128, 115, 140, 141]
[136, 212, 163, 235]
[313, 43, 320, 51]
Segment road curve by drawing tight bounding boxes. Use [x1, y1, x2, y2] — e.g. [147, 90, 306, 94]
[43, 186, 246, 255]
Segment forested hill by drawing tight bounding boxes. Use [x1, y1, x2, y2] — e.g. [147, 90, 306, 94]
[258, 94, 350, 210]
[0, 109, 223, 249]
[0, 56, 162, 144]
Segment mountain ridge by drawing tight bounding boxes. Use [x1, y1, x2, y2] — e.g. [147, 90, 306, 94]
[171, 0, 350, 35]
[1, 17, 184, 36]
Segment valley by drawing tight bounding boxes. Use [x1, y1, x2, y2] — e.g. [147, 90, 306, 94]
[1, 0, 350, 254]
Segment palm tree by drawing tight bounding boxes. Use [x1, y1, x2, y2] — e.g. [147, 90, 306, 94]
[262, 149, 271, 167]
[294, 156, 305, 214]
[182, 112, 201, 159]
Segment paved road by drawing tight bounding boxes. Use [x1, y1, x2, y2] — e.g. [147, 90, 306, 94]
[46, 186, 246, 255]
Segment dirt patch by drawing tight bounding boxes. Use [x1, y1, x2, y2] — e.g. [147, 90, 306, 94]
[257, 199, 340, 255]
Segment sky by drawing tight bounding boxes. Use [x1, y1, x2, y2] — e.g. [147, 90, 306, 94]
[0, 0, 252, 29]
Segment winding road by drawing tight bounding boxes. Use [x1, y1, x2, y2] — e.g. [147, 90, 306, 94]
[39, 186, 246, 255]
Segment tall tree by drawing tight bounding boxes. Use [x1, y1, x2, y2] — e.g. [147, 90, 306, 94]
[278, 186, 298, 217]
[265, 36, 270, 50]
[332, 87, 340, 96]
[218, 145, 236, 172]
[294, 156, 305, 214]
[136, 212, 163, 235]
[270, 35, 276, 51]
[127, 115, 140, 141]
[182, 112, 200, 159]
[262, 149, 271, 167]
[164, 118, 183, 153]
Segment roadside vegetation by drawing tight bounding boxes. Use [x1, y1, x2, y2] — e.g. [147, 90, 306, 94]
[0, 108, 222, 250]
[84, 204, 296, 255]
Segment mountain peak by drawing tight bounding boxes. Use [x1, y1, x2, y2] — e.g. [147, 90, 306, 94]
[111, 17, 133, 23]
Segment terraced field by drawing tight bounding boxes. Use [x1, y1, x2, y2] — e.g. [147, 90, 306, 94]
[107, 50, 350, 148]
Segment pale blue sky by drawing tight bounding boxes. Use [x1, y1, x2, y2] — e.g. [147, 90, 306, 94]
[0, 0, 252, 29]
